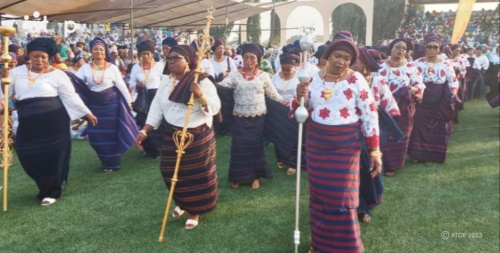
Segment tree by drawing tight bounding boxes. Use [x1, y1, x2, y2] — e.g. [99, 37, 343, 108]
[245, 0, 261, 44]
[269, 0, 286, 47]
[331, 3, 366, 45]
[209, 22, 235, 41]
[372, 0, 406, 45]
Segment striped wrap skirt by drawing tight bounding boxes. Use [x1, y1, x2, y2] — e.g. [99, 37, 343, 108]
[306, 120, 364, 253]
[160, 123, 218, 215]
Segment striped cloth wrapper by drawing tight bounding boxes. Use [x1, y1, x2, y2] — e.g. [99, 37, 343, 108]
[306, 120, 364, 253]
[86, 87, 139, 169]
[409, 81, 455, 163]
[228, 115, 273, 183]
[160, 123, 218, 214]
[381, 86, 414, 172]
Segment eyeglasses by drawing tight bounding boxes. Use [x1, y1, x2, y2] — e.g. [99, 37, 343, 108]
[166, 55, 185, 63]
[426, 45, 439, 50]
[394, 45, 407, 51]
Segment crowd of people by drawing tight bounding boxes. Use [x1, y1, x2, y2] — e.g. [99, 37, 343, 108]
[0, 12, 499, 253]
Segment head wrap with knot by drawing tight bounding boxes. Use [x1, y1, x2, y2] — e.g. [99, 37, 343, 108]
[357, 46, 381, 73]
[9, 52, 17, 61]
[27, 37, 58, 57]
[323, 31, 358, 65]
[389, 38, 414, 52]
[313, 44, 326, 59]
[170, 45, 198, 70]
[8, 44, 21, 54]
[367, 49, 383, 62]
[450, 43, 461, 51]
[240, 43, 264, 65]
[72, 51, 84, 64]
[90, 37, 114, 63]
[137, 40, 155, 55]
[211, 39, 225, 52]
[279, 53, 300, 66]
[168, 45, 216, 106]
[424, 33, 442, 49]
[162, 37, 178, 47]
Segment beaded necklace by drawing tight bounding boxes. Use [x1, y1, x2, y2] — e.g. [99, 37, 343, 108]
[141, 60, 155, 84]
[241, 66, 258, 81]
[28, 64, 46, 87]
[91, 62, 106, 84]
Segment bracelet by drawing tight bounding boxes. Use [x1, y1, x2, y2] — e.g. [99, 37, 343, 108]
[197, 94, 208, 106]
[295, 96, 300, 104]
[139, 129, 148, 137]
[370, 150, 383, 158]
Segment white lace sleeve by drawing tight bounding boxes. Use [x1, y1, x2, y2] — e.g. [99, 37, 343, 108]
[262, 73, 285, 103]
[199, 78, 221, 116]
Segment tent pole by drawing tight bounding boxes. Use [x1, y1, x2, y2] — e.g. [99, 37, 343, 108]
[129, 0, 134, 59]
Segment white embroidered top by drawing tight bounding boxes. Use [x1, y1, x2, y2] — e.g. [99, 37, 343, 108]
[377, 61, 425, 101]
[475, 54, 490, 71]
[450, 55, 469, 79]
[201, 58, 215, 78]
[413, 57, 459, 93]
[271, 72, 300, 101]
[218, 70, 286, 117]
[128, 62, 164, 90]
[370, 75, 400, 117]
[210, 56, 238, 77]
[10, 65, 91, 120]
[76, 63, 133, 103]
[146, 75, 221, 129]
[301, 71, 380, 148]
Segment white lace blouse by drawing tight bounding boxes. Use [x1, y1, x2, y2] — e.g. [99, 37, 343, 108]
[10, 65, 91, 120]
[218, 71, 287, 117]
[76, 63, 132, 103]
[146, 74, 221, 129]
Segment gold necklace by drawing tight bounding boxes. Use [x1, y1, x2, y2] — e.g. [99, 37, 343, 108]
[28, 65, 46, 87]
[168, 74, 178, 94]
[321, 68, 346, 101]
[141, 61, 154, 83]
[388, 57, 404, 67]
[91, 62, 106, 84]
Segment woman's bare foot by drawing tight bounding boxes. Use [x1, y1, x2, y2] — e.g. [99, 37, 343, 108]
[251, 179, 260, 189]
[231, 182, 239, 188]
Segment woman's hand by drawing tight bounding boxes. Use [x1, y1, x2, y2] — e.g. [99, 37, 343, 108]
[136, 82, 146, 89]
[370, 156, 382, 178]
[135, 130, 147, 150]
[190, 82, 202, 98]
[296, 82, 309, 99]
[86, 113, 98, 126]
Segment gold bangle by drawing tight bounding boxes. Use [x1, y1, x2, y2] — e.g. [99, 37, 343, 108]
[139, 129, 148, 137]
[197, 94, 208, 106]
[370, 150, 383, 158]
[295, 96, 300, 104]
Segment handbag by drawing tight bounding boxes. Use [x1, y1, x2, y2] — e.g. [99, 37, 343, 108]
[133, 87, 149, 114]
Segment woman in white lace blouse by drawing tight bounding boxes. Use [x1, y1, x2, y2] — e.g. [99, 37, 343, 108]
[218, 43, 288, 189]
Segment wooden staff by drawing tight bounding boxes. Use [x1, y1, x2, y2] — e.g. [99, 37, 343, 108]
[158, 7, 215, 243]
[0, 26, 16, 212]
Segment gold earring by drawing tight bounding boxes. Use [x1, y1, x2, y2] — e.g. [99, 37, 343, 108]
[363, 67, 368, 75]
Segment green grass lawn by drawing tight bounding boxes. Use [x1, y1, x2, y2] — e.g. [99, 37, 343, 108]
[0, 99, 498, 253]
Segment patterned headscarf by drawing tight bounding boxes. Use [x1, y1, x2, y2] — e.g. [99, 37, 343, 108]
[211, 39, 224, 52]
[90, 37, 114, 63]
[389, 38, 414, 52]
[279, 53, 300, 66]
[358, 46, 381, 72]
[424, 33, 442, 50]
[323, 31, 358, 65]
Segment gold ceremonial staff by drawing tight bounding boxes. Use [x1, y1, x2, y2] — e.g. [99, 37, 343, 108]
[0, 26, 16, 212]
[158, 7, 215, 243]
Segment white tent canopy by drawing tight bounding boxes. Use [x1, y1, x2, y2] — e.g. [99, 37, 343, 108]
[0, 0, 271, 31]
